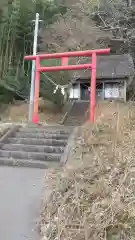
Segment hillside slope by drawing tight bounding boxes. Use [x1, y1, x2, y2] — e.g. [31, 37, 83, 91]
[40, 101, 135, 240]
[41, 0, 112, 52]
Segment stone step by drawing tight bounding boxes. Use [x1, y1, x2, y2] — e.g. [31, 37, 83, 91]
[2, 144, 64, 153]
[8, 138, 67, 146]
[0, 157, 62, 169]
[65, 118, 83, 122]
[0, 150, 61, 162]
[22, 125, 73, 131]
[15, 132, 69, 140]
[19, 127, 72, 135]
[65, 122, 81, 126]
[64, 119, 84, 125]
[64, 119, 82, 125]
[65, 120, 81, 123]
[63, 101, 89, 125]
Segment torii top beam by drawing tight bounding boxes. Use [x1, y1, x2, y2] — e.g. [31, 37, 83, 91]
[24, 49, 110, 61]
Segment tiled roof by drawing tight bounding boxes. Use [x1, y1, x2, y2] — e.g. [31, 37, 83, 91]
[71, 54, 134, 80]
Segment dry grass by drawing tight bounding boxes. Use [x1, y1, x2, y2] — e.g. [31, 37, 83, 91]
[1, 100, 64, 124]
[0, 123, 13, 136]
[40, 101, 135, 240]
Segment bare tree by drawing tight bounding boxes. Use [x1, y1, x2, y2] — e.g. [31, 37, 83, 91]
[89, 0, 135, 59]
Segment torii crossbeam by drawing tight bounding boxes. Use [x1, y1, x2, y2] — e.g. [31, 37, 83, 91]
[24, 48, 110, 124]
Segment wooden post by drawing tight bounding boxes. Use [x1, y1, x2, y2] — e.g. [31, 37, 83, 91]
[124, 80, 127, 102]
[102, 82, 105, 100]
[78, 82, 81, 100]
[90, 52, 96, 122]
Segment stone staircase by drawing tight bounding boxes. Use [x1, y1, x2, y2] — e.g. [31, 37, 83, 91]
[0, 125, 73, 169]
[64, 101, 89, 126]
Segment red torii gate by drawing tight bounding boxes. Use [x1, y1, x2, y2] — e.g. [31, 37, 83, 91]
[24, 48, 110, 124]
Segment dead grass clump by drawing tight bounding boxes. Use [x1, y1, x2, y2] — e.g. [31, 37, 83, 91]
[2, 100, 63, 123]
[40, 101, 135, 240]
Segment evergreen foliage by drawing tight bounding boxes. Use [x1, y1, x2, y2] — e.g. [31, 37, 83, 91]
[0, 0, 67, 104]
